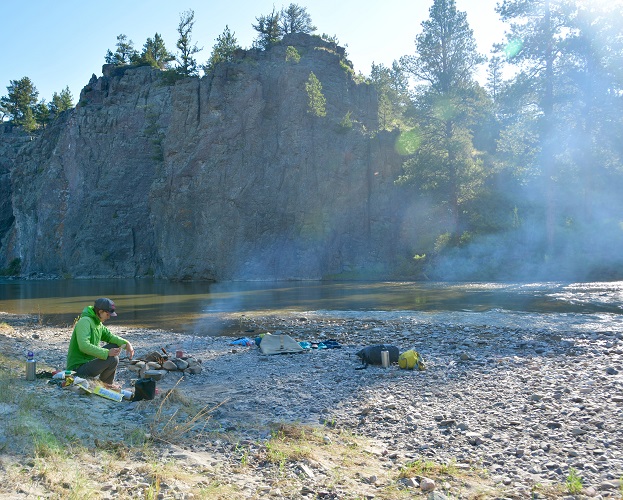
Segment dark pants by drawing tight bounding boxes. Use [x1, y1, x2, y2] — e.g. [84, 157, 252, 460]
[75, 344, 119, 384]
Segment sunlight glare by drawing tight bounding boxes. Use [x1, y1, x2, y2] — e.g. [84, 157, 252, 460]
[504, 38, 523, 60]
[576, 0, 623, 7]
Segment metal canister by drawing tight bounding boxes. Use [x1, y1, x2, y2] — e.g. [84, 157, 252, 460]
[381, 350, 390, 368]
[26, 355, 36, 381]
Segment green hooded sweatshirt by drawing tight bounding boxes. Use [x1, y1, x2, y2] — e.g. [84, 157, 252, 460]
[66, 306, 129, 371]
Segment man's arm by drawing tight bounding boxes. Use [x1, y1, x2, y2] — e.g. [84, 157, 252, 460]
[75, 318, 109, 359]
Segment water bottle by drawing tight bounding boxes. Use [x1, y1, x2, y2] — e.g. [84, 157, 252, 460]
[26, 351, 36, 381]
[381, 350, 390, 368]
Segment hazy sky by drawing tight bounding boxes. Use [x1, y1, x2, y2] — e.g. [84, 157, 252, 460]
[1, 0, 505, 103]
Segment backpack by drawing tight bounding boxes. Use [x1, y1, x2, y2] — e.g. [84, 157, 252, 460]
[356, 344, 399, 368]
[132, 377, 156, 401]
[398, 349, 425, 370]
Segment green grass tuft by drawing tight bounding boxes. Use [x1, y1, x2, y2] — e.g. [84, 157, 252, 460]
[566, 467, 583, 495]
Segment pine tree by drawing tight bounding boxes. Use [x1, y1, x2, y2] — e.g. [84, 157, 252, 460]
[495, 0, 623, 257]
[252, 8, 281, 50]
[204, 26, 241, 72]
[486, 56, 504, 103]
[34, 100, 50, 129]
[370, 62, 411, 131]
[398, 0, 489, 242]
[401, 0, 484, 93]
[104, 34, 138, 66]
[140, 33, 175, 69]
[50, 86, 73, 118]
[1, 77, 39, 131]
[280, 4, 316, 35]
[176, 10, 202, 76]
[305, 72, 326, 117]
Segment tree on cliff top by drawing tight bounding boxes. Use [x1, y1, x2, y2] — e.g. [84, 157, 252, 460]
[176, 10, 202, 76]
[140, 33, 175, 70]
[253, 7, 281, 49]
[253, 4, 316, 49]
[280, 4, 316, 35]
[33, 100, 50, 129]
[1, 77, 39, 131]
[370, 61, 412, 131]
[50, 86, 73, 117]
[203, 25, 241, 72]
[105, 34, 138, 66]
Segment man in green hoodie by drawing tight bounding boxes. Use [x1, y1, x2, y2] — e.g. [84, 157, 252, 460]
[66, 298, 135, 387]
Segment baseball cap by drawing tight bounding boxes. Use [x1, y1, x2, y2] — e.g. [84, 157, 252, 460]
[94, 298, 117, 316]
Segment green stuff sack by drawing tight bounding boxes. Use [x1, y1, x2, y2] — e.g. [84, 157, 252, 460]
[399, 350, 425, 370]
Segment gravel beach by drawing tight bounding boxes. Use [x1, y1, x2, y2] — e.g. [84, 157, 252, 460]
[1, 311, 622, 499]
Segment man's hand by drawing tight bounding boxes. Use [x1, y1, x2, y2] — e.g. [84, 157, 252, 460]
[124, 342, 135, 360]
[108, 347, 121, 357]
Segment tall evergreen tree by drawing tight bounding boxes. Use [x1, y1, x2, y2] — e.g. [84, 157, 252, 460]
[398, 0, 489, 243]
[494, 0, 623, 257]
[140, 33, 175, 69]
[564, 4, 623, 190]
[176, 10, 202, 76]
[104, 34, 138, 66]
[279, 4, 316, 35]
[49, 86, 73, 117]
[370, 61, 411, 131]
[204, 25, 241, 72]
[34, 100, 50, 129]
[401, 0, 484, 93]
[252, 8, 281, 49]
[486, 55, 504, 103]
[1, 77, 39, 131]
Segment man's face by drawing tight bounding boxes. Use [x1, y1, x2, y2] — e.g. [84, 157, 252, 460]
[98, 310, 112, 321]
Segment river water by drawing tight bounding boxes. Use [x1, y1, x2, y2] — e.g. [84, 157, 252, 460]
[0, 279, 621, 335]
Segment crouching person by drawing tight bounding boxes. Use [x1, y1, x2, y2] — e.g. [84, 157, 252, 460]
[66, 298, 135, 388]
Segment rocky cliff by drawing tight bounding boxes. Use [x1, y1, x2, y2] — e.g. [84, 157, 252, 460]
[0, 34, 416, 280]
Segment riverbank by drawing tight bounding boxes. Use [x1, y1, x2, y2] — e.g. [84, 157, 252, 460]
[1, 311, 622, 498]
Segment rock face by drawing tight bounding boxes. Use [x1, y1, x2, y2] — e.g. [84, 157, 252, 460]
[0, 34, 413, 280]
[0, 123, 28, 261]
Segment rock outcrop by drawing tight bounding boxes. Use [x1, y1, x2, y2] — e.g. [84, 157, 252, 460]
[0, 123, 28, 262]
[0, 34, 415, 280]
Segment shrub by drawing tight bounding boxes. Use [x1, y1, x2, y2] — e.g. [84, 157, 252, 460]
[0, 258, 21, 276]
[566, 467, 583, 495]
[338, 111, 353, 131]
[285, 46, 300, 63]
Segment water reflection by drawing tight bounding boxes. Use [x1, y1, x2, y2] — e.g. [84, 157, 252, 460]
[0, 279, 621, 332]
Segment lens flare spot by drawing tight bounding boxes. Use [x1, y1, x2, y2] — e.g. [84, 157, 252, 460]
[433, 96, 456, 121]
[395, 129, 421, 156]
[505, 38, 523, 60]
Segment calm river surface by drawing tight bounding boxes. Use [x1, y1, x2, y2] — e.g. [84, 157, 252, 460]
[0, 279, 621, 335]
